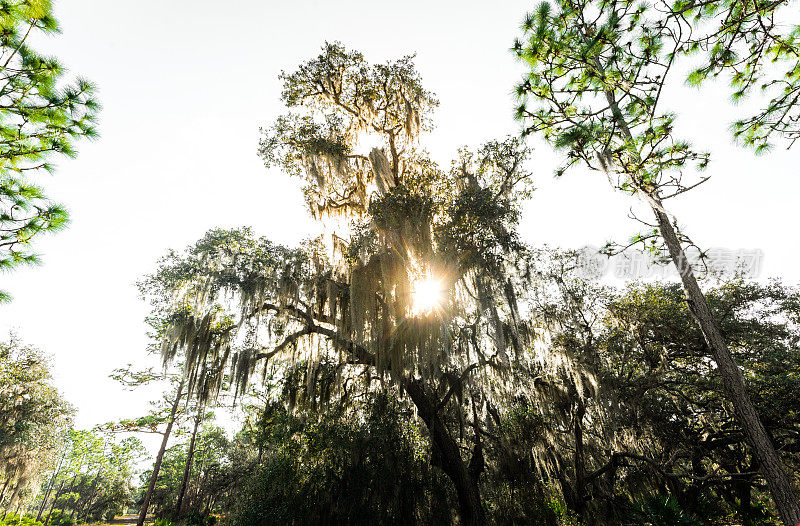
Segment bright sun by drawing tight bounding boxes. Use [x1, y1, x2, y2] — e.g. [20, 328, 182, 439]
[410, 275, 443, 316]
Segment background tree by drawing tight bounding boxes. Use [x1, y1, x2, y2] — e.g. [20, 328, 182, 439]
[0, 335, 72, 513]
[0, 0, 99, 300]
[103, 364, 187, 526]
[32, 429, 144, 525]
[500, 251, 800, 525]
[514, 2, 800, 523]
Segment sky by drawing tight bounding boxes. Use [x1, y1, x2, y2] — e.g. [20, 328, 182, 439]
[1, 0, 799, 440]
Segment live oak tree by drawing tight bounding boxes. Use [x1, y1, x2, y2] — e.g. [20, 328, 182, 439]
[142, 43, 537, 526]
[598, 280, 800, 525]
[514, 2, 800, 523]
[0, 0, 99, 300]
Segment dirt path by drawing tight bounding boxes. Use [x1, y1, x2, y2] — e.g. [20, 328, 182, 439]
[103, 516, 147, 525]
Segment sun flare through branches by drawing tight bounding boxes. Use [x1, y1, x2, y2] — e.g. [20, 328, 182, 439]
[409, 273, 444, 316]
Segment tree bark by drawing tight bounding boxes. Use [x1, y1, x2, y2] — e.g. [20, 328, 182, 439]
[36, 450, 65, 522]
[598, 66, 799, 524]
[653, 205, 800, 526]
[137, 377, 185, 526]
[175, 409, 202, 518]
[43, 480, 65, 525]
[573, 400, 588, 521]
[78, 471, 102, 523]
[404, 379, 486, 526]
[0, 472, 12, 508]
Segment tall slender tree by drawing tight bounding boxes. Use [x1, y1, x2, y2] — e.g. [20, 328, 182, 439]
[104, 365, 188, 526]
[514, 2, 800, 523]
[174, 404, 205, 519]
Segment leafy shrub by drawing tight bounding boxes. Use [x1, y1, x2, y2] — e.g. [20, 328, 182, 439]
[628, 496, 702, 526]
[41, 511, 74, 526]
[0, 514, 44, 526]
[185, 512, 218, 526]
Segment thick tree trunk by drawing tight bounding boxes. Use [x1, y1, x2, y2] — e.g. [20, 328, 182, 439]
[137, 377, 185, 526]
[404, 379, 485, 526]
[175, 410, 202, 518]
[653, 205, 800, 526]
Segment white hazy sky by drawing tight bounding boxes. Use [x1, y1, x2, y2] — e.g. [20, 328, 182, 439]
[1, 0, 798, 434]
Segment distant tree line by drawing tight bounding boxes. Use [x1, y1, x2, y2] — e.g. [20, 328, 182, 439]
[0, 336, 145, 524]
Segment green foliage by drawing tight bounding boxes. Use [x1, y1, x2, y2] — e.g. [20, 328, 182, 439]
[135, 417, 244, 523]
[627, 496, 701, 526]
[0, 0, 99, 298]
[0, 514, 44, 526]
[675, 1, 800, 149]
[522, 260, 800, 524]
[259, 41, 438, 220]
[40, 511, 73, 526]
[231, 393, 456, 526]
[515, 0, 709, 195]
[29, 429, 145, 524]
[0, 334, 72, 508]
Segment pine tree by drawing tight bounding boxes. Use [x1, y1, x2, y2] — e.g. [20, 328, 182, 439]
[0, 0, 99, 300]
[514, 2, 800, 523]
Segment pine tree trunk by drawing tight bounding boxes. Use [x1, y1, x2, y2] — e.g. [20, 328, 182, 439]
[653, 205, 800, 526]
[36, 452, 65, 522]
[137, 377, 185, 526]
[404, 379, 485, 526]
[43, 481, 65, 525]
[598, 71, 799, 524]
[175, 410, 201, 518]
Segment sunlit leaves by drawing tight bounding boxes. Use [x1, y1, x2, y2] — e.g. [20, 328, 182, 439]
[259, 42, 439, 220]
[0, 0, 99, 299]
[676, 0, 800, 149]
[515, 0, 710, 201]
